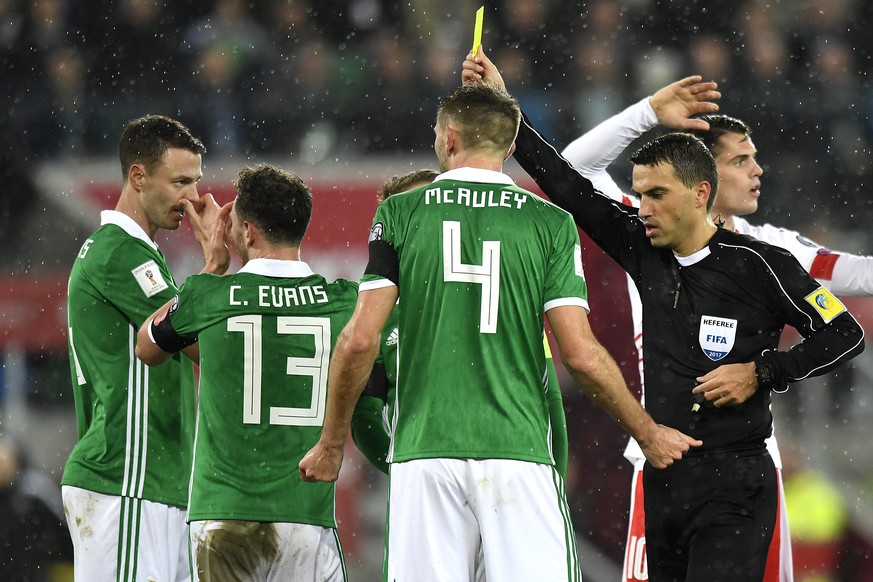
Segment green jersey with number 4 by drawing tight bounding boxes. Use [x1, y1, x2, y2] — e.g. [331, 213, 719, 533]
[167, 259, 357, 526]
[361, 168, 588, 465]
[63, 211, 195, 508]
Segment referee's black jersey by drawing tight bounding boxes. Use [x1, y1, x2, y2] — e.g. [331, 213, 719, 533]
[514, 112, 865, 453]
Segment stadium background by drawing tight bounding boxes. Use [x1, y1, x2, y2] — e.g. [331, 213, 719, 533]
[2, 0, 873, 579]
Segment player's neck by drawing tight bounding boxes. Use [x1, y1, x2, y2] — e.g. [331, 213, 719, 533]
[246, 244, 301, 262]
[449, 152, 503, 173]
[115, 187, 158, 240]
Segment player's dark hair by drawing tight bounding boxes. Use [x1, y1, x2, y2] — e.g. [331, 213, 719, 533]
[630, 133, 719, 212]
[379, 169, 438, 202]
[437, 82, 520, 157]
[118, 115, 205, 179]
[687, 115, 752, 157]
[235, 164, 312, 245]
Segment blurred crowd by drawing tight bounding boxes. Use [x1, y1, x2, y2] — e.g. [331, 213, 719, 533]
[2, 0, 873, 233]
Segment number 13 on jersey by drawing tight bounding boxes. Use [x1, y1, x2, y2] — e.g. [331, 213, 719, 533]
[227, 314, 330, 426]
[443, 221, 501, 334]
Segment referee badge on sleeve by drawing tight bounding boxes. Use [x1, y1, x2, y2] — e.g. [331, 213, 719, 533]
[805, 287, 845, 323]
[132, 260, 169, 297]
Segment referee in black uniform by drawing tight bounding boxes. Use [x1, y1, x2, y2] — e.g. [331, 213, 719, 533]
[462, 52, 866, 582]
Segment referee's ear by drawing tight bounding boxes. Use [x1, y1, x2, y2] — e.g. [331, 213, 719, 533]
[693, 180, 713, 210]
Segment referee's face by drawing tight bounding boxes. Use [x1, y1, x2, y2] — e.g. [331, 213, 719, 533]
[633, 162, 703, 255]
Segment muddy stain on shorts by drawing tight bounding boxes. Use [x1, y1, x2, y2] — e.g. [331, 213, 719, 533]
[196, 520, 279, 581]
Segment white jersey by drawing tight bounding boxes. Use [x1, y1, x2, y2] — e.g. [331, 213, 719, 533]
[561, 96, 873, 467]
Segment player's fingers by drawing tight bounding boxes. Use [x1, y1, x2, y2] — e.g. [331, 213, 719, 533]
[689, 81, 718, 94]
[679, 118, 711, 132]
[674, 75, 703, 88]
[181, 200, 203, 225]
[218, 201, 233, 220]
[692, 103, 720, 116]
[695, 88, 721, 101]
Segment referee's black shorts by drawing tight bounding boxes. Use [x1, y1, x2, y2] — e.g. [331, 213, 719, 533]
[643, 447, 777, 582]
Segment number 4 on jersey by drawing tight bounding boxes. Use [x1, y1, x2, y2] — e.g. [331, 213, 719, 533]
[443, 221, 501, 334]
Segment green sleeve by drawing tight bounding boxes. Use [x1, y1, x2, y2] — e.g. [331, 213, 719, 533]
[351, 394, 390, 475]
[545, 356, 568, 480]
[543, 212, 588, 306]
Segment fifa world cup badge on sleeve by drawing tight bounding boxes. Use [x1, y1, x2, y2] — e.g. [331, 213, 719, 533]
[698, 315, 737, 361]
[805, 287, 846, 323]
[132, 260, 169, 297]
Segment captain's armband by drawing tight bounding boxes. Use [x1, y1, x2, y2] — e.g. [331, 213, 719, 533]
[149, 304, 196, 354]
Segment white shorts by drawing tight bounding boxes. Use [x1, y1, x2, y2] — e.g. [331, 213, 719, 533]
[620, 466, 794, 582]
[387, 458, 580, 582]
[190, 520, 346, 582]
[62, 485, 190, 582]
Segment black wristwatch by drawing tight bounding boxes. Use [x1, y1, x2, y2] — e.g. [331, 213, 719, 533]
[754, 361, 775, 389]
[754, 356, 785, 392]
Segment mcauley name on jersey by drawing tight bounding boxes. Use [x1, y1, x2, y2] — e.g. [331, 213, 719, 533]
[424, 186, 529, 209]
[229, 284, 330, 308]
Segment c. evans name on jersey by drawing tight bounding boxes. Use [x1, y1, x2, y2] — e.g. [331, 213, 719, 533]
[424, 186, 528, 209]
[229, 284, 329, 308]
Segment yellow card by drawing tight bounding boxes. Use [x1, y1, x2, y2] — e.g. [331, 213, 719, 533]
[472, 6, 484, 56]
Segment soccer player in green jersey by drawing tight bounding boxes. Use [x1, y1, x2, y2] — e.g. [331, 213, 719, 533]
[301, 82, 700, 581]
[62, 115, 227, 582]
[137, 164, 357, 582]
[351, 169, 569, 479]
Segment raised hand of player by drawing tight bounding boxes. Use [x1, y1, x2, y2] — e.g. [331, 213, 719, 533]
[184, 192, 219, 245]
[638, 424, 702, 469]
[205, 201, 233, 274]
[462, 48, 507, 92]
[298, 441, 344, 483]
[186, 193, 231, 275]
[650, 75, 720, 132]
[692, 362, 758, 407]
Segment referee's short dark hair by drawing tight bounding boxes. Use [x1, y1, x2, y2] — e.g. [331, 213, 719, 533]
[235, 164, 312, 246]
[630, 133, 719, 212]
[118, 115, 205, 179]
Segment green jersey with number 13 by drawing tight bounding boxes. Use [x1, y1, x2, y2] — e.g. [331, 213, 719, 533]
[166, 259, 357, 526]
